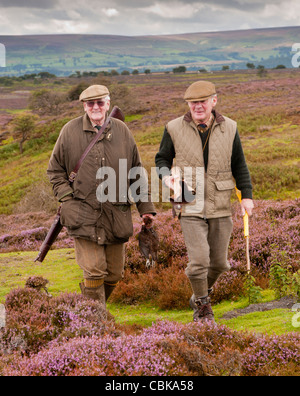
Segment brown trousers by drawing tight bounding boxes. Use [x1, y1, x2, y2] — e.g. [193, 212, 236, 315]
[74, 238, 125, 286]
[180, 216, 233, 299]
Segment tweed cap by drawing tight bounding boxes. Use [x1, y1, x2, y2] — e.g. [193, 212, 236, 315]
[184, 81, 216, 102]
[79, 85, 110, 102]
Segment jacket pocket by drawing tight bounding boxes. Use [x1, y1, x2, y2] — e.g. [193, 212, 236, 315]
[214, 179, 236, 211]
[60, 199, 82, 229]
[111, 203, 133, 242]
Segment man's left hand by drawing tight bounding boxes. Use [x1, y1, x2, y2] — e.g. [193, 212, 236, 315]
[241, 199, 254, 217]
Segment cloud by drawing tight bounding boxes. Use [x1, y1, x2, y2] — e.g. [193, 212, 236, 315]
[143, 2, 205, 19]
[0, 0, 58, 8]
[102, 8, 119, 18]
[0, 0, 298, 36]
[262, 0, 300, 23]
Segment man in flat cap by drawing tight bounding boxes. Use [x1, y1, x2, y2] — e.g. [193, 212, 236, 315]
[155, 80, 253, 323]
[48, 85, 156, 307]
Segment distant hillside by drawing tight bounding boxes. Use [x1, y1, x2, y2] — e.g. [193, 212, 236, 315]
[0, 26, 299, 76]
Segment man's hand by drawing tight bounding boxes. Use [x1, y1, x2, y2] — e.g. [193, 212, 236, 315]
[241, 199, 254, 217]
[162, 175, 182, 200]
[142, 214, 155, 229]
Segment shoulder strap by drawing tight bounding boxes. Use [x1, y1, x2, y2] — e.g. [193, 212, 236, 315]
[68, 106, 124, 183]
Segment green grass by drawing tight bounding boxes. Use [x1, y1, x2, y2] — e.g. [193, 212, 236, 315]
[0, 249, 298, 336]
[219, 309, 296, 335]
[125, 114, 144, 123]
[109, 290, 297, 336]
[0, 151, 51, 214]
[0, 249, 82, 300]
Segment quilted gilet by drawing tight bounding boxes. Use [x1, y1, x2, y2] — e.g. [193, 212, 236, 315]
[166, 113, 237, 218]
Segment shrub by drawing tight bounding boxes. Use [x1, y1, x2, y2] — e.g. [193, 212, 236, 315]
[243, 273, 263, 305]
[29, 89, 66, 115]
[1, 286, 108, 355]
[269, 248, 293, 299]
[67, 82, 90, 101]
[109, 84, 146, 115]
[12, 114, 38, 154]
[2, 319, 299, 376]
[210, 263, 245, 304]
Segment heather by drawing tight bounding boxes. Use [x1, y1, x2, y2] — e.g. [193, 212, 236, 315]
[1, 198, 299, 376]
[110, 199, 300, 308]
[1, 287, 299, 376]
[0, 199, 299, 308]
[0, 287, 111, 356]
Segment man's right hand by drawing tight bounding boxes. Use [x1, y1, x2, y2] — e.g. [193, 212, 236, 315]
[163, 175, 182, 200]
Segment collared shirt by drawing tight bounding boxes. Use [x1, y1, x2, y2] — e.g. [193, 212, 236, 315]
[196, 113, 215, 133]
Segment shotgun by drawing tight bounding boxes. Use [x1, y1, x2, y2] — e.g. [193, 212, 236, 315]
[34, 106, 125, 263]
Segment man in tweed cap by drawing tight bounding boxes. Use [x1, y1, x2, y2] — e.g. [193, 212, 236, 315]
[48, 85, 156, 308]
[156, 81, 253, 322]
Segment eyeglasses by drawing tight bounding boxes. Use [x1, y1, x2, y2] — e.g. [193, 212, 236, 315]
[85, 100, 107, 108]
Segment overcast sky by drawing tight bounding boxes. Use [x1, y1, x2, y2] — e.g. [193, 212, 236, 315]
[0, 0, 299, 36]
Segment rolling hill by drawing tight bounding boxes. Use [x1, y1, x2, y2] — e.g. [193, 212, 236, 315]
[0, 25, 299, 76]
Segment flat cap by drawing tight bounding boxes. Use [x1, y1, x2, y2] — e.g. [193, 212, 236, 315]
[184, 81, 216, 102]
[79, 85, 110, 102]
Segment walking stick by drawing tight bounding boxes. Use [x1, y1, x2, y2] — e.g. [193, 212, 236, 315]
[235, 188, 251, 273]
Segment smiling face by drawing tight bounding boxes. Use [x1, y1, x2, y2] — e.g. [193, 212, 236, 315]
[188, 95, 218, 124]
[83, 96, 111, 126]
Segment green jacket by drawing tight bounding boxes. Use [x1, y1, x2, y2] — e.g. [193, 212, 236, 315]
[48, 113, 155, 244]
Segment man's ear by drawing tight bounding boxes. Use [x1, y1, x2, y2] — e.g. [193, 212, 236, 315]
[212, 95, 218, 108]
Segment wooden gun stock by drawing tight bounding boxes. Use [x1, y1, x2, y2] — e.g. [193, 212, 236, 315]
[35, 207, 63, 263]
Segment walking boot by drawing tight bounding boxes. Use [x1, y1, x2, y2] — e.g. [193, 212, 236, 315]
[79, 280, 106, 309]
[189, 288, 213, 318]
[104, 282, 118, 302]
[190, 295, 215, 323]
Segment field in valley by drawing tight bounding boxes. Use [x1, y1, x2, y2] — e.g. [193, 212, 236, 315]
[1, 26, 299, 76]
[0, 68, 299, 376]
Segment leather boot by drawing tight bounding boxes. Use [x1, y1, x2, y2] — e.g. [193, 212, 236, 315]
[190, 295, 215, 323]
[104, 282, 118, 302]
[79, 282, 106, 309]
